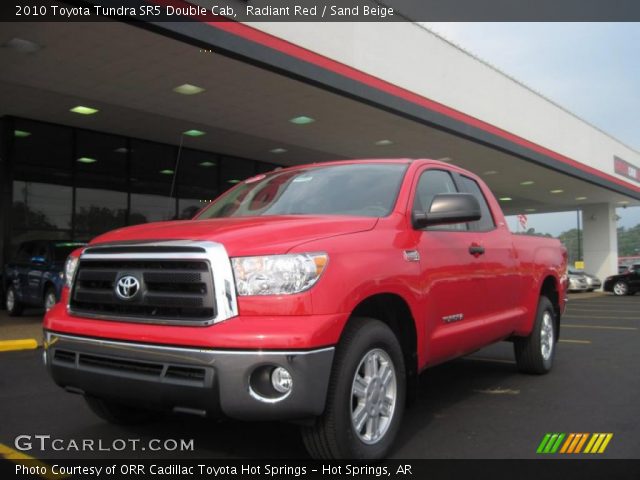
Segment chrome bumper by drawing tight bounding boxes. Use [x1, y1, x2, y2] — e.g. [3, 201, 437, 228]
[44, 331, 334, 421]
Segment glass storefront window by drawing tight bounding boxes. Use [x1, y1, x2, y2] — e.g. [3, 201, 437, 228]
[177, 149, 219, 219]
[11, 180, 73, 247]
[130, 140, 176, 222]
[220, 156, 256, 192]
[75, 188, 127, 239]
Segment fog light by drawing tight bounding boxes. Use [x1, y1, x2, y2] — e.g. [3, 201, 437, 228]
[271, 367, 293, 393]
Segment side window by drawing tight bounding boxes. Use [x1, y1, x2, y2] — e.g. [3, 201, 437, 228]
[413, 169, 466, 231]
[33, 242, 49, 261]
[459, 175, 496, 231]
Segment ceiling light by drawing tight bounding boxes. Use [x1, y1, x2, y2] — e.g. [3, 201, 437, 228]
[173, 83, 205, 95]
[525, 208, 536, 212]
[618, 200, 629, 205]
[289, 116, 315, 125]
[499, 197, 512, 201]
[114, 147, 129, 154]
[183, 129, 206, 137]
[575, 196, 587, 201]
[70, 105, 99, 115]
[483, 170, 498, 175]
[160, 169, 174, 175]
[437, 157, 452, 162]
[14, 130, 31, 138]
[77, 157, 97, 164]
[550, 189, 564, 194]
[4, 37, 42, 53]
[270, 148, 287, 154]
[228, 179, 241, 184]
[199, 161, 216, 167]
[520, 181, 535, 186]
[375, 139, 393, 146]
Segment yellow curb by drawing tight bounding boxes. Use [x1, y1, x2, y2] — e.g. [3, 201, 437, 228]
[0, 443, 67, 480]
[0, 339, 38, 352]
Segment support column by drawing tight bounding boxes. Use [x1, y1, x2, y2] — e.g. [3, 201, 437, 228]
[581, 203, 618, 281]
[0, 116, 12, 271]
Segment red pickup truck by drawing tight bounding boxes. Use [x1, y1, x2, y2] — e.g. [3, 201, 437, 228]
[44, 159, 567, 459]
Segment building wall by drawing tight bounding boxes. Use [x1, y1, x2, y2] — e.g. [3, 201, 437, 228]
[249, 22, 640, 189]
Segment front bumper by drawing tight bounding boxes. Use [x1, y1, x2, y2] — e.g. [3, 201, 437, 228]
[44, 331, 334, 421]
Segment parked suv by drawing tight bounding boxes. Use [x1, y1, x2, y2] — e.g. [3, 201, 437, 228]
[4, 240, 86, 316]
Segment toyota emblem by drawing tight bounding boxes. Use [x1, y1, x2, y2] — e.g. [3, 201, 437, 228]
[116, 275, 140, 300]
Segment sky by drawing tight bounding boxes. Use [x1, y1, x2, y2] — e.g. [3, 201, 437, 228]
[421, 22, 640, 236]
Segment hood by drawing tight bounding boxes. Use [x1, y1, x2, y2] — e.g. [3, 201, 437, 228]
[89, 215, 378, 256]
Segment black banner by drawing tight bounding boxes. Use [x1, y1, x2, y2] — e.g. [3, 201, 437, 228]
[3, 459, 640, 480]
[3, 0, 640, 22]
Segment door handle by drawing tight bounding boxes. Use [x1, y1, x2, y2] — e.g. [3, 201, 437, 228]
[469, 244, 485, 256]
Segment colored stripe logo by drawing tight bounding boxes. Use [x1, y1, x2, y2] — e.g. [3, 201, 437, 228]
[537, 433, 613, 454]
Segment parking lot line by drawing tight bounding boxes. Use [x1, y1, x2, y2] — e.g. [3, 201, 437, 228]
[559, 339, 592, 344]
[562, 324, 637, 331]
[0, 443, 63, 480]
[563, 315, 638, 320]
[0, 339, 38, 352]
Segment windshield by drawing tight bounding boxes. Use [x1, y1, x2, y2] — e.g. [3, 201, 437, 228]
[197, 163, 408, 219]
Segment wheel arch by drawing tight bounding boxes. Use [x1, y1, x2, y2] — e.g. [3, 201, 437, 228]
[344, 293, 418, 403]
[540, 275, 561, 340]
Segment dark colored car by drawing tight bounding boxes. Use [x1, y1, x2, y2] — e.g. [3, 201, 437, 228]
[3, 240, 86, 316]
[603, 264, 640, 296]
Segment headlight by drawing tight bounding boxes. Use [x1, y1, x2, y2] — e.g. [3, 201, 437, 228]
[64, 256, 79, 288]
[232, 253, 328, 296]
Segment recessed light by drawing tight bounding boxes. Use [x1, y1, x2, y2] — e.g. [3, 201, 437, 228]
[4, 37, 42, 53]
[483, 170, 499, 175]
[575, 196, 587, 201]
[228, 179, 241, 184]
[520, 181, 535, 186]
[198, 161, 216, 167]
[499, 197, 512, 201]
[437, 157, 452, 162]
[289, 115, 315, 125]
[77, 157, 97, 164]
[618, 200, 630, 205]
[183, 129, 206, 137]
[375, 139, 393, 146]
[525, 208, 536, 212]
[114, 147, 129, 154]
[173, 83, 205, 95]
[550, 189, 564, 194]
[269, 148, 287, 154]
[14, 130, 31, 138]
[70, 105, 98, 115]
[160, 169, 174, 175]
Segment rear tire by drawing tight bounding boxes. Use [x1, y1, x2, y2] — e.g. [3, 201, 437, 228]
[612, 281, 629, 296]
[84, 396, 159, 425]
[514, 296, 556, 374]
[5, 286, 23, 317]
[301, 318, 406, 459]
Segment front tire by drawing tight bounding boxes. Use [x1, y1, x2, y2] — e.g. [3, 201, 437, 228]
[5, 286, 23, 317]
[302, 318, 406, 459]
[84, 396, 159, 425]
[514, 296, 556, 374]
[612, 281, 629, 296]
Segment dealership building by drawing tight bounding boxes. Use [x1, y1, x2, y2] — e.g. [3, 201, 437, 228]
[1, 2, 640, 283]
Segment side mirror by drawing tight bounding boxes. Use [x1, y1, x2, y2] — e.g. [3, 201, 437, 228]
[30, 256, 47, 265]
[413, 193, 481, 229]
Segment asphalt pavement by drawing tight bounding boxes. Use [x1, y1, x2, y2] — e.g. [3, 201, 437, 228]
[0, 293, 638, 460]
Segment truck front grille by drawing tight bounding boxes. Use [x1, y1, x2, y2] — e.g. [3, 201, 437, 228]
[69, 247, 218, 325]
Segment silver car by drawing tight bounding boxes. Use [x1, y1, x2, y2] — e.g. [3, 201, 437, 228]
[569, 269, 601, 292]
[568, 271, 589, 292]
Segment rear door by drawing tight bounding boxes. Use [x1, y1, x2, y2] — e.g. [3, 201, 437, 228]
[456, 174, 520, 340]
